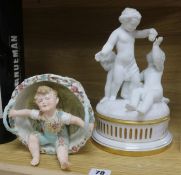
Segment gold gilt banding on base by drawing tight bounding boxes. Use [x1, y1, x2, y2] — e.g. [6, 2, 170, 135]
[95, 112, 170, 125]
[91, 139, 172, 157]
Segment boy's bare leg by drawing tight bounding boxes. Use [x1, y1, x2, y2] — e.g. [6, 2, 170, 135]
[28, 134, 40, 166]
[138, 93, 154, 115]
[56, 145, 70, 170]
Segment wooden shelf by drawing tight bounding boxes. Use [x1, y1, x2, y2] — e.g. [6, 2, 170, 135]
[0, 115, 180, 175]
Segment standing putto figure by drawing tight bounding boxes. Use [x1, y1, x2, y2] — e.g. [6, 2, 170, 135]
[95, 7, 158, 102]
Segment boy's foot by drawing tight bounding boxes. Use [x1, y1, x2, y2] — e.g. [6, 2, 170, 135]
[61, 161, 71, 170]
[31, 157, 40, 166]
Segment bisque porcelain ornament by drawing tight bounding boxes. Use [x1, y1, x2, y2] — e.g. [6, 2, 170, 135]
[93, 7, 172, 154]
[95, 7, 158, 103]
[3, 74, 94, 170]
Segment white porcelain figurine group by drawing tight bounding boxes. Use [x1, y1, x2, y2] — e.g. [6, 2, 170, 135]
[4, 7, 169, 171]
[95, 7, 168, 118]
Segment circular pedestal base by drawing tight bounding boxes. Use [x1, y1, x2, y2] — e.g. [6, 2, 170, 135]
[92, 130, 172, 156]
[92, 111, 172, 156]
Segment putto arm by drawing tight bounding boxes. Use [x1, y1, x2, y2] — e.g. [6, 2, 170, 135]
[69, 115, 85, 128]
[95, 30, 118, 62]
[152, 37, 165, 72]
[134, 28, 158, 41]
[9, 109, 32, 118]
[101, 29, 118, 55]
[69, 115, 94, 133]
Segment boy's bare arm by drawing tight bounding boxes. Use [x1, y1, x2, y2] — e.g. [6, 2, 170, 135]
[69, 115, 94, 133]
[9, 109, 32, 118]
[134, 28, 158, 41]
[101, 29, 118, 55]
[69, 116, 84, 128]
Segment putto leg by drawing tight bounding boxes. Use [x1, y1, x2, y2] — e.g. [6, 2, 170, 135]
[28, 134, 40, 166]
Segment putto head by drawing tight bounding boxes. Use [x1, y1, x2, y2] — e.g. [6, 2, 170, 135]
[34, 86, 59, 112]
[119, 8, 142, 22]
[119, 8, 142, 32]
[34, 86, 58, 100]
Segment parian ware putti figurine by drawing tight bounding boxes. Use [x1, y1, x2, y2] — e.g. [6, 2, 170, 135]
[3, 74, 94, 170]
[95, 7, 158, 102]
[92, 7, 172, 155]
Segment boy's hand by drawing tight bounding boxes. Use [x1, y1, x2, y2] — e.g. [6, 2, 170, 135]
[148, 28, 158, 42]
[95, 51, 108, 62]
[9, 109, 17, 118]
[84, 123, 94, 137]
[95, 52, 103, 62]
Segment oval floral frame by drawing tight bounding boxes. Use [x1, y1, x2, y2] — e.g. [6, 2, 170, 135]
[3, 74, 94, 154]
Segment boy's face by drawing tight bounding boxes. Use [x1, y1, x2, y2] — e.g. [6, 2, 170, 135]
[122, 17, 140, 32]
[35, 92, 59, 113]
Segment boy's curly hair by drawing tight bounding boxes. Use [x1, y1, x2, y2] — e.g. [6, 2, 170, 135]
[34, 86, 58, 101]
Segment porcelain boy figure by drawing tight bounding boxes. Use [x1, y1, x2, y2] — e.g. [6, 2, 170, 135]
[9, 86, 92, 170]
[95, 7, 158, 101]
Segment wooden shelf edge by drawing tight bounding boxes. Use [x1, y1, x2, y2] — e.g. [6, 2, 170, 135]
[0, 162, 85, 175]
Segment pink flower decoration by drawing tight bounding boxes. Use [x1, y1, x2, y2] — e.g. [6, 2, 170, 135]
[71, 86, 78, 93]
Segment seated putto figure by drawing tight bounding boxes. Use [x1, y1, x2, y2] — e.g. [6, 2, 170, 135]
[9, 85, 94, 170]
[126, 37, 167, 115]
